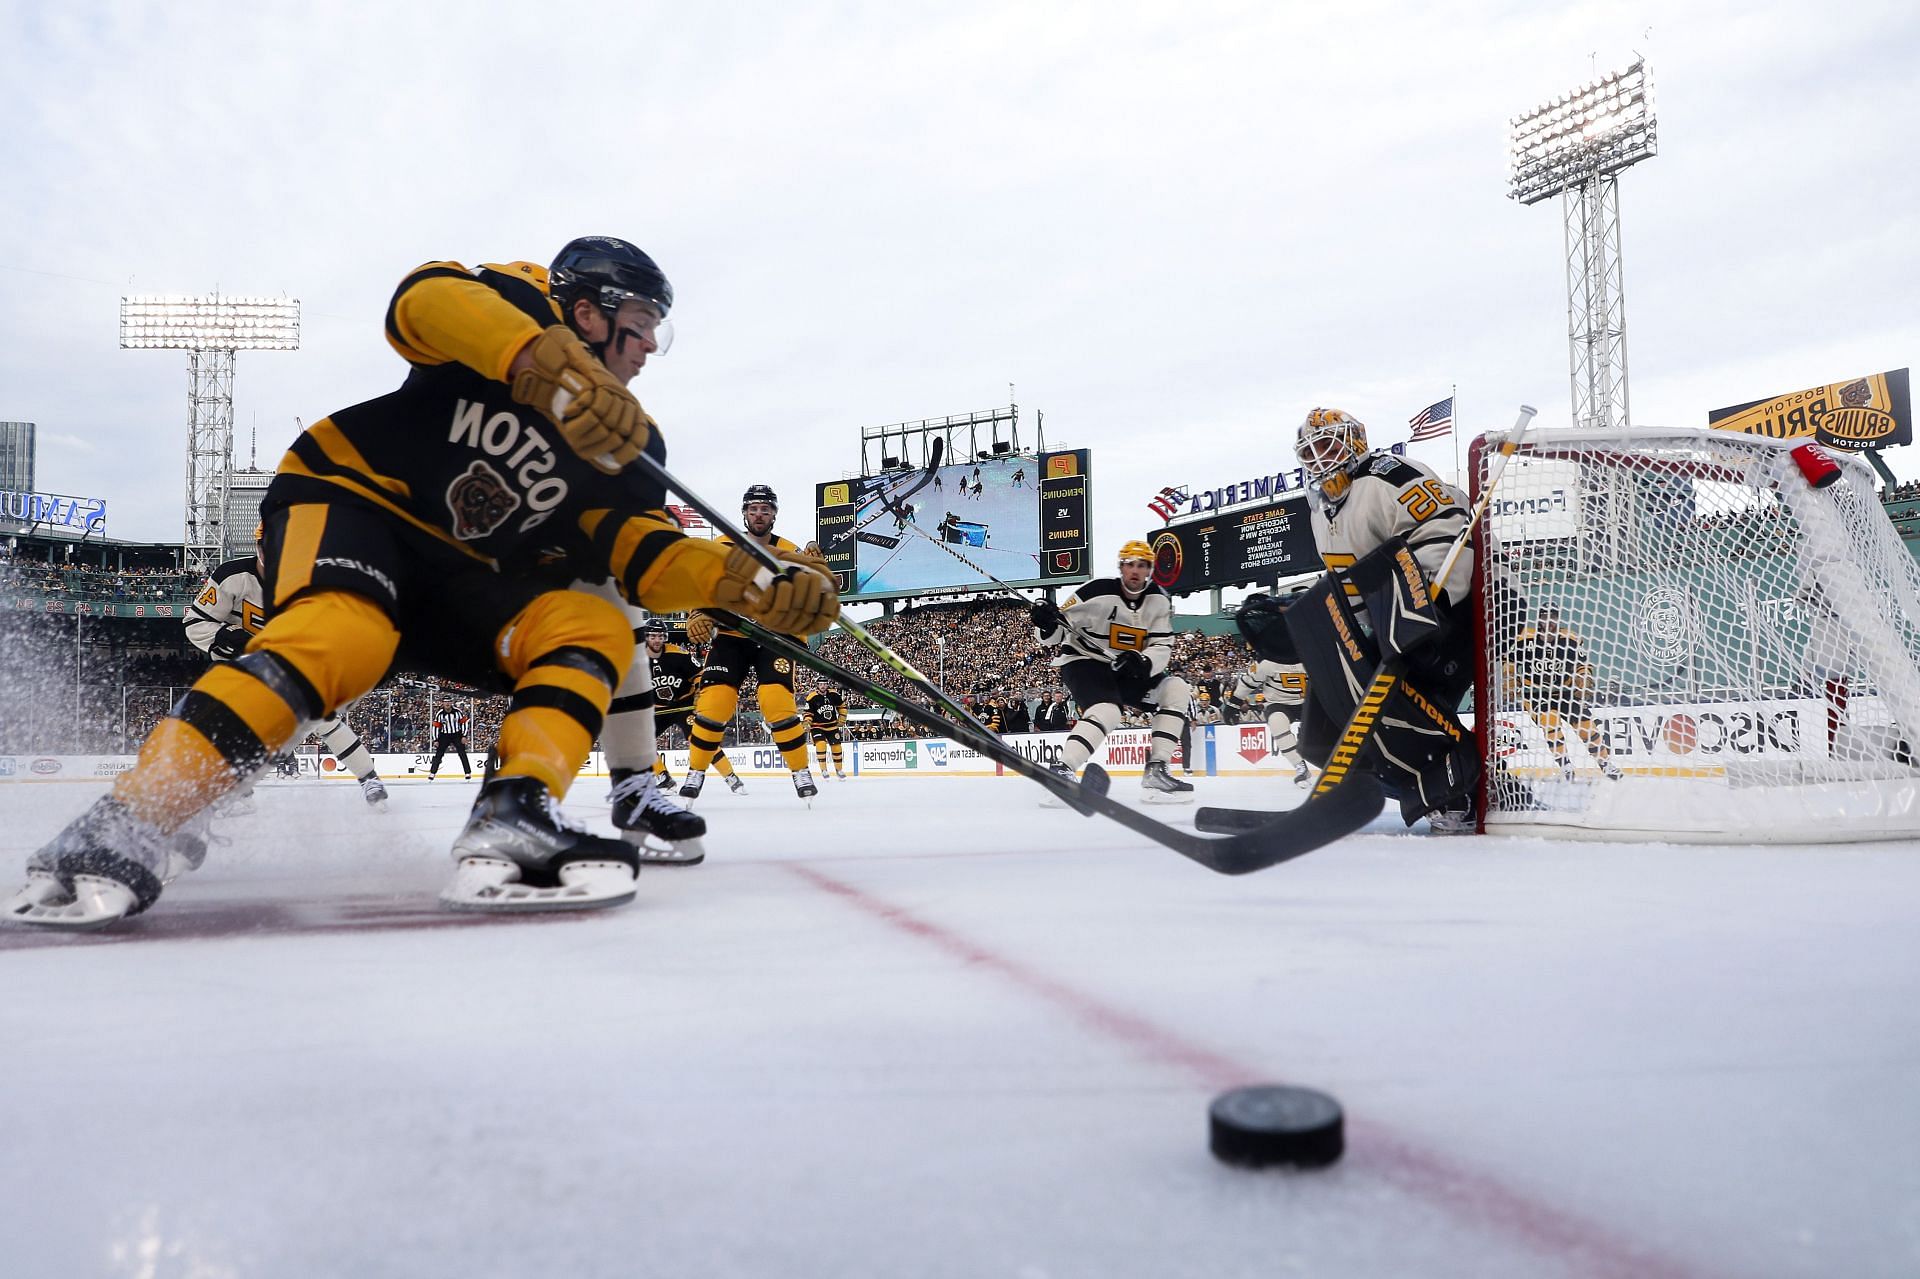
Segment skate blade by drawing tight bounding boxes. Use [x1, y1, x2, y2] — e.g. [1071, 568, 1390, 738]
[439, 857, 638, 913]
[1140, 790, 1197, 805]
[4, 873, 140, 930]
[621, 832, 707, 867]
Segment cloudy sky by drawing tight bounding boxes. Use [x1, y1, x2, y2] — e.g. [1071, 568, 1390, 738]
[2, 0, 1915, 587]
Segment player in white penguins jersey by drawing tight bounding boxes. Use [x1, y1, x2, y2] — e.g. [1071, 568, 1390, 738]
[1227, 647, 1316, 787]
[1029, 540, 1194, 802]
[1247, 407, 1479, 831]
[184, 530, 390, 809]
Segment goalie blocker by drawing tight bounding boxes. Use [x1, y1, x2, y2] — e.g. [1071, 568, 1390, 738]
[1241, 538, 1478, 825]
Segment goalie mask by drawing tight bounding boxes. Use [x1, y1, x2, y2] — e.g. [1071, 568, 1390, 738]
[1296, 407, 1367, 484]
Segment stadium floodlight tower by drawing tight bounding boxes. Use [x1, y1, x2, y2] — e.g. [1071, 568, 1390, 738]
[1508, 58, 1656, 431]
[119, 292, 300, 570]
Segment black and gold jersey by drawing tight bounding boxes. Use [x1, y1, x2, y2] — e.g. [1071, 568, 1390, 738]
[1506, 627, 1594, 705]
[805, 689, 844, 731]
[266, 260, 686, 606]
[652, 643, 702, 715]
[713, 531, 802, 639]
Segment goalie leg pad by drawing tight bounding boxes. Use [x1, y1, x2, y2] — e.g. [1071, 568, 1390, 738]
[1285, 572, 1380, 726]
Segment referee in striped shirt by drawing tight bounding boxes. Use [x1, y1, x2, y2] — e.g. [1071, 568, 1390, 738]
[428, 704, 473, 781]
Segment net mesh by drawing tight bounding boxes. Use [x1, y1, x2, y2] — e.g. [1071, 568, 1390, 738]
[1471, 426, 1920, 841]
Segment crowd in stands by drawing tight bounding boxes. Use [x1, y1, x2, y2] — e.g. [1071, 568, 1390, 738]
[4, 589, 1265, 755]
[0, 548, 201, 602]
[811, 597, 1254, 738]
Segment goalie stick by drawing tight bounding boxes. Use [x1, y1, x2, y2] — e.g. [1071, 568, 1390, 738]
[1196, 405, 1538, 836]
[625, 448, 1386, 872]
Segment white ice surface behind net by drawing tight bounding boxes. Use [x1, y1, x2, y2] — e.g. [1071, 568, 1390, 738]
[2, 773, 1917, 1279]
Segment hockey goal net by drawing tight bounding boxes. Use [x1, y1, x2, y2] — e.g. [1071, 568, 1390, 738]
[1470, 425, 1920, 842]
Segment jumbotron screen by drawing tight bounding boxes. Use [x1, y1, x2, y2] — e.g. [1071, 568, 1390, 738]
[814, 449, 1092, 602]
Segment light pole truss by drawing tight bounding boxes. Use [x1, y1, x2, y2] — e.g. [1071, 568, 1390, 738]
[1509, 59, 1656, 432]
[119, 293, 299, 570]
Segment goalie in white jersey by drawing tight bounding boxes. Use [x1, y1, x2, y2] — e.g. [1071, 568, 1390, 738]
[184, 531, 389, 809]
[1029, 540, 1195, 802]
[1236, 408, 1480, 832]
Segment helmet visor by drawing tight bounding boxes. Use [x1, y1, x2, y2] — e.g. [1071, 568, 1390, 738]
[612, 299, 673, 356]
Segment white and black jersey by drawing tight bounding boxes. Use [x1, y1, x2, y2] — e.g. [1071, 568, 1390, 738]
[1310, 451, 1472, 608]
[1035, 577, 1176, 675]
[434, 707, 470, 737]
[1235, 659, 1308, 710]
[184, 555, 267, 660]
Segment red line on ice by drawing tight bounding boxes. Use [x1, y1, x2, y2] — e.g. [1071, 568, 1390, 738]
[789, 862, 1728, 1279]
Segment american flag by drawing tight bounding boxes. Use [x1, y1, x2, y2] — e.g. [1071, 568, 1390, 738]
[1407, 396, 1455, 443]
[1146, 485, 1188, 522]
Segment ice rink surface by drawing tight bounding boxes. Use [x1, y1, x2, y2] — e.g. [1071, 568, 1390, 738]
[3, 772, 1917, 1279]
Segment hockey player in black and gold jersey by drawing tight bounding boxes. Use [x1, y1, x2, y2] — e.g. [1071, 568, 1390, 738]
[680, 486, 825, 804]
[633, 617, 743, 793]
[9, 237, 838, 928]
[804, 684, 848, 780]
[1504, 604, 1622, 781]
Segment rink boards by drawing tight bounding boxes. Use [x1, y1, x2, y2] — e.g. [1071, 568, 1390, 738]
[0, 724, 1297, 784]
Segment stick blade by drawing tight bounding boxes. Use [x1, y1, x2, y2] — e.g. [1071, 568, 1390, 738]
[1196, 775, 1386, 874]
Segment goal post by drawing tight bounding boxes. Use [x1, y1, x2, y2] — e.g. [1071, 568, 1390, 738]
[1469, 425, 1920, 842]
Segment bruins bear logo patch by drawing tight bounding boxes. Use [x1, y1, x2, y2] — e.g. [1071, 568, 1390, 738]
[446, 460, 521, 540]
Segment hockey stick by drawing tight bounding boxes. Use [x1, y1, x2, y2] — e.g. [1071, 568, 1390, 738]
[724, 612, 1385, 875]
[884, 510, 1115, 650]
[624, 448, 1383, 868]
[623, 441, 1108, 814]
[824, 452, 946, 554]
[1196, 405, 1538, 835]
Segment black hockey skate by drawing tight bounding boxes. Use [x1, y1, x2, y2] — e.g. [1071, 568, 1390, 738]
[4, 796, 180, 929]
[792, 769, 818, 801]
[441, 776, 641, 912]
[609, 768, 707, 866]
[360, 775, 390, 808]
[679, 771, 705, 801]
[1141, 759, 1196, 805]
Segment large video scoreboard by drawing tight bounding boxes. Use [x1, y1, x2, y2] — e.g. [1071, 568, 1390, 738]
[1148, 493, 1316, 595]
[815, 449, 1092, 602]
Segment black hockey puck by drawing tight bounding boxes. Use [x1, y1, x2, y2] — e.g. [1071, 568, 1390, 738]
[1208, 1084, 1344, 1169]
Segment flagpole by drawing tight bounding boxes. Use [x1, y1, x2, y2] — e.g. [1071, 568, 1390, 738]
[1450, 383, 1460, 489]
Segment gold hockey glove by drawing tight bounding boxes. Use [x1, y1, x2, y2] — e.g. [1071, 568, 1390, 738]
[714, 547, 840, 637]
[685, 611, 717, 647]
[510, 326, 651, 474]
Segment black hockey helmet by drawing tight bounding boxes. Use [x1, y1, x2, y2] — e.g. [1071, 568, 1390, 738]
[550, 236, 674, 323]
[742, 484, 778, 511]
[644, 617, 670, 637]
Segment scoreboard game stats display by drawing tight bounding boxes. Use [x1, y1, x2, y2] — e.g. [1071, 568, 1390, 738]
[1149, 493, 1316, 595]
